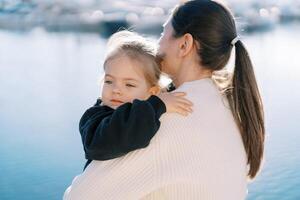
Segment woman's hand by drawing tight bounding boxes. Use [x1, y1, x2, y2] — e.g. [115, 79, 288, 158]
[157, 92, 193, 116]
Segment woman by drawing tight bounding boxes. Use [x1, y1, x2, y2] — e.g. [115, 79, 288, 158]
[64, 0, 265, 199]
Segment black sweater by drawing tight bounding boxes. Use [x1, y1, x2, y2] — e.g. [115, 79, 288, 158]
[79, 95, 167, 169]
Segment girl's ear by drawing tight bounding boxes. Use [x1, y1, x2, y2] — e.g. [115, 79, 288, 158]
[148, 85, 161, 95]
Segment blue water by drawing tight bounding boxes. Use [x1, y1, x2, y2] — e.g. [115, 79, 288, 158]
[0, 24, 300, 200]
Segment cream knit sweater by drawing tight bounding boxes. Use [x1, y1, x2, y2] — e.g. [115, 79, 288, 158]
[64, 78, 248, 200]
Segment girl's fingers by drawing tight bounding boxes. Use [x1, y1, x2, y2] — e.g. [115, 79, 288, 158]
[175, 108, 189, 116]
[186, 107, 193, 113]
[170, 94, 193, 105]
[171, 92, 186, 97]
[177, 104, 193, 114]
[171, 103, 191, 116]
[176, 98, 193, 106]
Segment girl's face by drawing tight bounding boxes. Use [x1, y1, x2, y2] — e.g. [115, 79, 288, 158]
[101, 55, 157, 109]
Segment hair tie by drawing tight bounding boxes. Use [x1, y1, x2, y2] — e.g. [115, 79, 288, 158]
[231, 36, 240, 46]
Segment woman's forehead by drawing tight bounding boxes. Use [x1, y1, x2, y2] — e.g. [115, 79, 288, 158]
[163, 18, 172, 30]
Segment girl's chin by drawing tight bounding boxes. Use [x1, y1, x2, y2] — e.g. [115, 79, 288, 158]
[102, 101, 120, 109]
[108, 103, 121, 109]
[110, 105, 118, 110]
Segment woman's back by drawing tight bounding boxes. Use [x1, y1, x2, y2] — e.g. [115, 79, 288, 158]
[141, 78, 248, 199]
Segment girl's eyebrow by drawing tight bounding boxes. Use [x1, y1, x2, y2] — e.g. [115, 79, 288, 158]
[105, 74, 138, 82]
[105, 74, 114, 78]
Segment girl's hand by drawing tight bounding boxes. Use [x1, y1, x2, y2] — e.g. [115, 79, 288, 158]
[157, 92, 193, 116]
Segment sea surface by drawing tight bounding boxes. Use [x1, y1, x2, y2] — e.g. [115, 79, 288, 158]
[0, 23, 300, 200]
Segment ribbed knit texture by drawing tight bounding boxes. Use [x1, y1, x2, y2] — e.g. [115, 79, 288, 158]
[64, 78, 248, 200]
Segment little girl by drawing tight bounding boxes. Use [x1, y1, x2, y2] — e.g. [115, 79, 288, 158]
[80, 31, 193, 169]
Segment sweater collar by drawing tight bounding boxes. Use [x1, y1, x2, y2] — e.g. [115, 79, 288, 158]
[177, 78, 214, 90]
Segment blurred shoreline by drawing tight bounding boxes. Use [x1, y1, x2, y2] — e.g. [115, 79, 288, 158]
[1, 0, 300, 37]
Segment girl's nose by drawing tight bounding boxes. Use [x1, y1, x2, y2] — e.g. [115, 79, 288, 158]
[112, 87, 122, 95]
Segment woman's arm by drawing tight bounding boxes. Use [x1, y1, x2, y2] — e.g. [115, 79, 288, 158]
[80, 95, 166, 161]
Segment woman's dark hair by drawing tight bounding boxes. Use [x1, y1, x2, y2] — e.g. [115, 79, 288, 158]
[171, 0, 265, 179]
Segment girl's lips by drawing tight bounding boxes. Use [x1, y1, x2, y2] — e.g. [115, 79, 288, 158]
[110, 99, 124, 105]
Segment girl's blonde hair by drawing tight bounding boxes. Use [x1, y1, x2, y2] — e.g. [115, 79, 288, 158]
[104, 30, 161, 87]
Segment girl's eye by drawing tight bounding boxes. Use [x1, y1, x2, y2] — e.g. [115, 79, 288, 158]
[104, 80, 112, 84]
[126, 84, 136, 88]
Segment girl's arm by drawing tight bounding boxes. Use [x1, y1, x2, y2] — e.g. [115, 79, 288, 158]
[80, 95, 166, 161]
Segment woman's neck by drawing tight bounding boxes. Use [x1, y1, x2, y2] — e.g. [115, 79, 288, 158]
[173, 63, 213, 87]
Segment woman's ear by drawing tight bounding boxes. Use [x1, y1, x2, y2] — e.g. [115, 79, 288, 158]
[179, 33, 194, 57]
[148, 85, 161, 95]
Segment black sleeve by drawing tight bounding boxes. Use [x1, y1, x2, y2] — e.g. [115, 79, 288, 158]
[79, 95, 166, 161]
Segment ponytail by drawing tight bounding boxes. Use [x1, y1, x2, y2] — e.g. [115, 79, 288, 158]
[227, 40, 265, 179]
